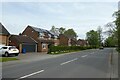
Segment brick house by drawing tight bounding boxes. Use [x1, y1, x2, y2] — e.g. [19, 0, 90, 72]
[77, 39, 88, 46]
[59, 34, 77, 46]
[22, 25, 59, 52]
[0, 23, 10, 46]
[9, 35, 37, 53]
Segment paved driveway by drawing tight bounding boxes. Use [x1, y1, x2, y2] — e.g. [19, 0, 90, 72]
[16, 52, 51, 62]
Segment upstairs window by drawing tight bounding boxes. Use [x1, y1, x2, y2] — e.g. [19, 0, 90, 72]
[39, 33, 44, 38]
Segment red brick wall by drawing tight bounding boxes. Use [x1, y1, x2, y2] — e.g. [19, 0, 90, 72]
[59, 35, 69, 46]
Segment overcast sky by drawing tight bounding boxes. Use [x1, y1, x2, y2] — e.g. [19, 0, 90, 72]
[0, 0, 119, 39]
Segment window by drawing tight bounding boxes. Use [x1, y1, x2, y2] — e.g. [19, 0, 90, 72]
[42, 43, 46, 49]
[39, 33, 44, 38]
[9, 47, 16, 50]
[2, 47, 8, 49]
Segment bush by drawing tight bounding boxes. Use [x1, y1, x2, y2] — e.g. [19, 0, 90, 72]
[48, 46, 95, 54]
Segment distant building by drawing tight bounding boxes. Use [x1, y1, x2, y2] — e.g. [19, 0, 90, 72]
[59, 34, 77, 46]
[77, 39, 88, 46]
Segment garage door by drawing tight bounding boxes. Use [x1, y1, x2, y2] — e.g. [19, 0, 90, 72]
[22, 44, 36, 52]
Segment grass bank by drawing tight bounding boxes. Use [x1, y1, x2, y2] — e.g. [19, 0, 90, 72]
[0, 57, 19, 62]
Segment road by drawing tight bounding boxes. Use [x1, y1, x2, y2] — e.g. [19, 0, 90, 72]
[2, 48, 118, 79]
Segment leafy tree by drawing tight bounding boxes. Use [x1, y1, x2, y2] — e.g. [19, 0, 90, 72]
[104, 36, 117, 47]
[113, 10, 120, 51]
[59, 27, 66, 34]
[64, 29, 77, 39]
[86, 30, 99, 47]
[50, 26, 60, 35]
[50, 26, 56, 33]
[97, 26, 103, 47]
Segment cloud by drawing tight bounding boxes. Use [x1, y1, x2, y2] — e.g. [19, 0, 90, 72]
[1, 0, 120, 2]
[1, 2, 118, 39]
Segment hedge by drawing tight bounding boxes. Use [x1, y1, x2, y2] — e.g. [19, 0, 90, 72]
[48, 46, 96, 54]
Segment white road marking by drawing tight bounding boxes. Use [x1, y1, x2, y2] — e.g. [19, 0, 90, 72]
[16, 70, 44, 80]
[81, 55, 88, 57]
[60, 58, 78, 65]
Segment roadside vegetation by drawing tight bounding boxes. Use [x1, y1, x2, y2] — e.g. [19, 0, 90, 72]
[48, 46, 96, 54]
[104, 10, 120, 52]
[85, 10, 120, 53]
[0, 57, 19, 62]
[114, 10, 120, 53]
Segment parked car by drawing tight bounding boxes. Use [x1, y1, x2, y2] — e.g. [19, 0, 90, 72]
[0, 46, 19, 57]
[99, 46, 104, 49]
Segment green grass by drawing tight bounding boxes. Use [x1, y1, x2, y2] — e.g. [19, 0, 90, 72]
[0, 57, 19, 62]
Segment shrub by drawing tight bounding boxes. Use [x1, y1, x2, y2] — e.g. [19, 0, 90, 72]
[48, 45, 95, 54]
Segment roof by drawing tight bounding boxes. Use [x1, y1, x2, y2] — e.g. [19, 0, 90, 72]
[0, 23, 10, 35]
[28, 25, 58, 38]
[30, 26, 47, 33]
[10, 35, 37, 44]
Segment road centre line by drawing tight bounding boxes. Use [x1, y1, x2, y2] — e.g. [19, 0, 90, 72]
[16, 70, 44, 80]
[60, 58, 78, 65]
[81, 55, 88, 57]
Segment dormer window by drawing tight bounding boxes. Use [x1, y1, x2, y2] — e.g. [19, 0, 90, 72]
[39, 33, 44, 38]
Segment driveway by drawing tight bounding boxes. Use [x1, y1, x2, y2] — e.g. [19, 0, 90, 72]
[16, 52, 51, 62]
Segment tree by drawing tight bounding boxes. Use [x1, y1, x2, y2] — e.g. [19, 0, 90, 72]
[97, 26, 103, 47]
[86, 30, 99, 47]
[113, 10, 120, 51]
[104, 36, 117, 47]
[59, 27, 66, 34]
[64, 29, 77, 39]
[50, 26, 56, 33]
[104, 22, 116, 36]
[50, 26, 60, 35]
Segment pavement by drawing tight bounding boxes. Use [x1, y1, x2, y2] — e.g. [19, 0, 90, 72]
[1, 48, 119, 79]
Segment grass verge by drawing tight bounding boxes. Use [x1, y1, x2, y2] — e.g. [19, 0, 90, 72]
[0, 57, 19, 62]
[48, 50, 80, 55]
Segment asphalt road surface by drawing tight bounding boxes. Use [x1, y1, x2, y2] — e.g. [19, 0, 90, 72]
[2, 48, 118, 79]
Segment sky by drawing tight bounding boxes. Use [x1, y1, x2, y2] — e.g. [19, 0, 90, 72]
[0, 0, 119, 39]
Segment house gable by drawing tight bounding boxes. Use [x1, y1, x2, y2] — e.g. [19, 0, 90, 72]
[22, 25, 39, 40]
[0, 23, 10, 36]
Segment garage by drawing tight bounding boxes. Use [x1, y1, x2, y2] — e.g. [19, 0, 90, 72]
[22, 44, 36, 52]
[9, 35, 37, 53]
